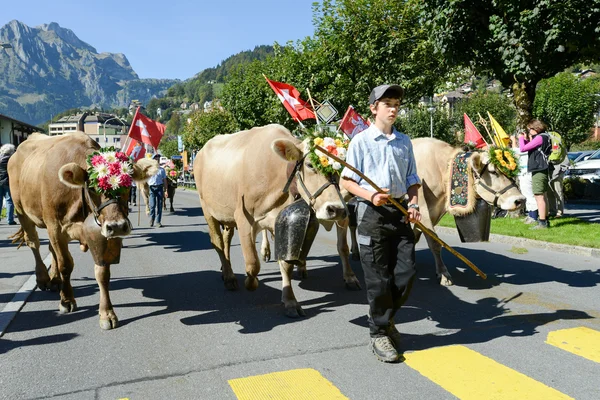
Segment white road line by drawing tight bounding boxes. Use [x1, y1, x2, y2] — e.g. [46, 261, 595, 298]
[0, 253, 52, 337]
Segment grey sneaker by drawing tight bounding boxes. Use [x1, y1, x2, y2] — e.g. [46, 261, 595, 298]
[523, 216, 537, 225]
[369, 336, 399, 363]
[150, 219, 154, 227]
[531, 220, 549, 229]
[388, 321, 402, 349]
[156, 222, 163, 228]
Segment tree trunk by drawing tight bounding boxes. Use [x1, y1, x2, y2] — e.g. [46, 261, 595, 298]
[511, 81, 537, 130]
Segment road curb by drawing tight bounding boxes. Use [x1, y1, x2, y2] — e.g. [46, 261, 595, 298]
[435, 226, 600, 259]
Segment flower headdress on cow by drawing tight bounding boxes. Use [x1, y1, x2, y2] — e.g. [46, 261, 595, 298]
[163, 160, 180, 183]
[86, 147, 133, 197]
[302, 128, 350, 176]
[487, 146, 520, 179]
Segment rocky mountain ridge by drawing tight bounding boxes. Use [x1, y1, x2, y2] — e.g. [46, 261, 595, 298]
[0, 20, 178, 125]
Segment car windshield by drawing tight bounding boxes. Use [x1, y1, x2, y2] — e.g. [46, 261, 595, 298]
[568, 152, 582, 161]
[588, 149, 600, 160]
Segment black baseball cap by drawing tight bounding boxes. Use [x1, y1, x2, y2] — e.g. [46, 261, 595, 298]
[153, 153, 161, 159]
[369, 84, 404, 104]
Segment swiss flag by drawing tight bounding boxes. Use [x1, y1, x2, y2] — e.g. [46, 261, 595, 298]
[128, 107, 166, 150]
[123, 137, 146, 161]
[339, 105, 370, 139]
[264, 76, 315, 121]
[463, 113, 486, 149]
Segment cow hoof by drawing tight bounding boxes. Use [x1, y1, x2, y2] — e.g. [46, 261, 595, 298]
[245, 276, 259, 291]
[80, 244, 89, 252]
[59, 300, 78, 314]
[224, 277, 239, 291]
[344, 277, 362, 291]
[170, 209, 175, 213]
[438, 274, 454, 286]
[99, 316, 119, 330]
[261, 249, 271, 262]
[285, 304, 306, 318]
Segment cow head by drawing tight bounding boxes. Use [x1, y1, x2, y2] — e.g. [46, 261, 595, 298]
[272, 138, 347, 221]
[58, 158, 158, 238]
[470, 152, 525, 210]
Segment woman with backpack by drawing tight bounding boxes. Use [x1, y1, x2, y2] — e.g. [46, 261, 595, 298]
[519, 119, 552, 229]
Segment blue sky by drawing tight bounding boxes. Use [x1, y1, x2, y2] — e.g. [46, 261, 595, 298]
[2, 0, 316, 80]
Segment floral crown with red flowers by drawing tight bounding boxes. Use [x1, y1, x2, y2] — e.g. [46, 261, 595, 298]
[86, 147, 134, 197]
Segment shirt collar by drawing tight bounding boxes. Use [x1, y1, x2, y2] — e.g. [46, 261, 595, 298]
[366, 124, 400, 140]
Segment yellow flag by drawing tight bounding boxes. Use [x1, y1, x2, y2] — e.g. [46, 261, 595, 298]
[487, 112, 510, 147]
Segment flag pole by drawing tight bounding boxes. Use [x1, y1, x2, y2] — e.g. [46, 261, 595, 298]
[314, 145, 487, 280]
[477, 113, 497, 146]
[306, 88, 320, 126]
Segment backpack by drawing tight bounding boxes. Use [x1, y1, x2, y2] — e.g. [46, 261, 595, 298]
[543, 131, 567, 164]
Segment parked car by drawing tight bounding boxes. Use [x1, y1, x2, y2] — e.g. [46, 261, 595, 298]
[565, 149, 600, 183]
[567, 150, 596, 164]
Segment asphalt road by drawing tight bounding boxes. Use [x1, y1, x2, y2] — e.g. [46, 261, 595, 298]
[1, 189, 599, 400]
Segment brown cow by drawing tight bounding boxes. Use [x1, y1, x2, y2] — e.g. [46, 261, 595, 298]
[194, 124, 348, 317]
[8, 132, 157, 329]
[263, 138, 525, 286]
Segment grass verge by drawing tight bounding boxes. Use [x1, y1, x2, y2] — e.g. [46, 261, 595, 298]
[437, 214, 600, 249]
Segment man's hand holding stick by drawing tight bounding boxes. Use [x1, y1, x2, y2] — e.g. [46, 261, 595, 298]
[314, 144, 487, 280]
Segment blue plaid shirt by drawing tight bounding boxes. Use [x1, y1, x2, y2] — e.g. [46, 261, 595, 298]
[341, 125, 421, 198]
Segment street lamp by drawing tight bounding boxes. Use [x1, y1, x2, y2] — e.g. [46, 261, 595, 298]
[103, 116, 124, 147]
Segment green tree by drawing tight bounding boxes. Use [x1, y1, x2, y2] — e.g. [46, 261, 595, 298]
[452, 91, 517, 143]
[182, 109, 239, 151]
[424, 0, 600, 128]
[159, 138, 180, 159]
[533, 73, 600, 149]
[396, 106, 455, 143]
[166, 112, 182, 136]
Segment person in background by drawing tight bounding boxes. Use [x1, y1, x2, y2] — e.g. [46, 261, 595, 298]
[547, 155, 569, 218]
[129, 180, 137, 207]
[511, 135, 538, 224]
[341, 84, 421, 363]
[147, 153, 168, 228]
[0, 144, 17, 226]
[519, 119, 552, 229]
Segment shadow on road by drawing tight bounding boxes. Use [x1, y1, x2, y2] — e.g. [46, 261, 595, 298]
[123, 229, 211, 253]
[0, 333, 79, 355]
[416, 246, 600, 289]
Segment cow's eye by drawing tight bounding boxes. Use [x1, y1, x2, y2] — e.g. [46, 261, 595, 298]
[306, 162, 315, 170]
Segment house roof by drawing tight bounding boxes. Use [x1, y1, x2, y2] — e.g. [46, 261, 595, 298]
[0, 113, 44, 132]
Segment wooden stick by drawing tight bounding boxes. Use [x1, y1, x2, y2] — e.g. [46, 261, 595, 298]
[315, 145, 487, 280]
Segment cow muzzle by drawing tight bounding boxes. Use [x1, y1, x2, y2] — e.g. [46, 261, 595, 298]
[315, 201, 347, 221]
[101, 219, 132, 238]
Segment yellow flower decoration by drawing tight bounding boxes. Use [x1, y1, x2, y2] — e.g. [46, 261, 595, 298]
[319, 156, 329, 167]
[487, 146, 520, 179]
[313, 137, 324, 146]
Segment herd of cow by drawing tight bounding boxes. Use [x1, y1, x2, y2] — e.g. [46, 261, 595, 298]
[7, 125, 525, 329]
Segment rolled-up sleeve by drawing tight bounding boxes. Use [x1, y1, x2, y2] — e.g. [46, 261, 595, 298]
[341, 140, 362, 183]
[405, 140, 421, 188]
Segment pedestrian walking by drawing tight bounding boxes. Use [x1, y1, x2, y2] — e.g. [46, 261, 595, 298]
[0, 144, 17, 226]
[147, 154, 168, 227]
[341, 84, 421, 363]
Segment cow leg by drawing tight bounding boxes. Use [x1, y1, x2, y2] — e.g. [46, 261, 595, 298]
[235, 217, 260, 292]
[336, 220, 361, 290]
[47, 242, 62, 292]
[223, 225, 234, 264]
[169, 189, 175, 212]
[48, 229, 78, 313]
[95, 264, 118, 330]
[205, 212, 237, 290]
[260, 229, 271, 262]
[17, 215, 54, 291]
[279, 260, 305, 318]
[415, 213, 453, 286]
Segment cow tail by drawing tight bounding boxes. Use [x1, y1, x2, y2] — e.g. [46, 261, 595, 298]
[9, 227, 26, 249]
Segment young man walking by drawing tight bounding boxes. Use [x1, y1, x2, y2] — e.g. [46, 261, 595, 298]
[341, 84, 421, 362]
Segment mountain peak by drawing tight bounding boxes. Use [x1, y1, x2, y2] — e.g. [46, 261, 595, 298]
[36, 21, 96, 53]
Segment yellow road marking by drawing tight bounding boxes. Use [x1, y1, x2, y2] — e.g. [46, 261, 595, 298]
[404, 345, 572, 400]
[228, 368, 348, 400]
[546, 326, 600, 363]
